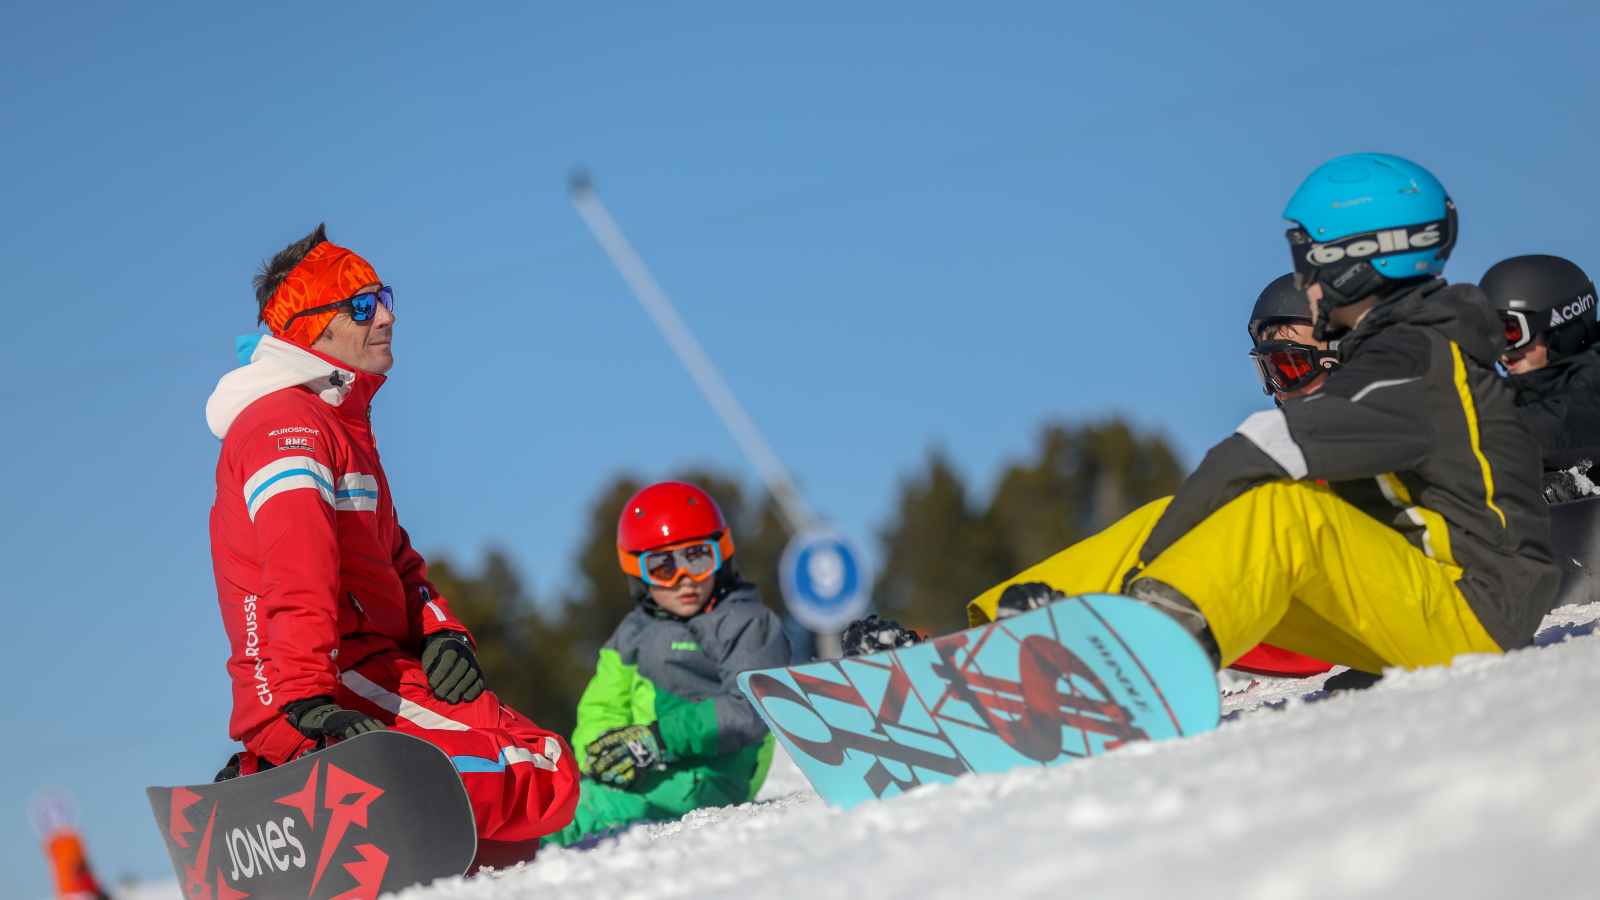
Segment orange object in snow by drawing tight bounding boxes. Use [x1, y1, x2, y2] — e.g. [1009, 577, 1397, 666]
[43, 828, 109, 900]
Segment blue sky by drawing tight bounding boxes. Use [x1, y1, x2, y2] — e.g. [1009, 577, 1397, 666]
[3, 1, 1598, 893]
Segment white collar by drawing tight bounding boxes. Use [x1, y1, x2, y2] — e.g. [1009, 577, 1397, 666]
[205, 335, 356, 439]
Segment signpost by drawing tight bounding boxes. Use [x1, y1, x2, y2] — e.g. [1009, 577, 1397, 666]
[780, 528, 874, 656]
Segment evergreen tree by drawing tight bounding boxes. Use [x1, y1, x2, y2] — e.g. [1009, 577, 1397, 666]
[426, 550, 587, 739]
[874, 450, 1012, 637]
[557, 476, 649, 668]
[987, 419, 1185, 573]
[874, 417, 1185, 638]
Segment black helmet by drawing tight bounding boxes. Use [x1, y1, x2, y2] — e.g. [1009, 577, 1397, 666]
[1482, 255, 1597, 360]
[1247, 273, 1312, 345]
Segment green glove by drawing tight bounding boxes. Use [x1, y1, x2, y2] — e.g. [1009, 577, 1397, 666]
[420, 631, 485, 704]
[585, 723, 675, 788]
[283, 697, 387, 741]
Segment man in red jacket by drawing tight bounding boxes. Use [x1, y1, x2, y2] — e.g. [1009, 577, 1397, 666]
[206, 224, 578, 866]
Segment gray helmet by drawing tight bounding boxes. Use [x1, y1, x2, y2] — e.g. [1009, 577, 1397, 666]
[1482, 255, 1597, 360]
[1247, 273, 1312, 345]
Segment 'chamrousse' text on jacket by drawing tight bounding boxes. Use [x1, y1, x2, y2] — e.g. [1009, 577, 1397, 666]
[1507, 345, 1600, 469]
[1143, 279, 1559, 650]
[573, 583, 790, 800]
[207, 336, 472, 764]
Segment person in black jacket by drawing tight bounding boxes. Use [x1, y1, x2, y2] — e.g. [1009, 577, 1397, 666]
[1483, 255, 1600, 476]
[1118, 154, 1558, 674]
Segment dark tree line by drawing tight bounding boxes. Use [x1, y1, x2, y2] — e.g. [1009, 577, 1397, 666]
[873, 418, 1185, 637]
[430, 417, 1183, 740]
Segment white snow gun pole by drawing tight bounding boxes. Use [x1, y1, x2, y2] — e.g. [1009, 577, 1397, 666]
[570, 172, 820, 537]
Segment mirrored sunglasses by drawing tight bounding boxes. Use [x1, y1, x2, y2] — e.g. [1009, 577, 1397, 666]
[283, 286, 395, 331]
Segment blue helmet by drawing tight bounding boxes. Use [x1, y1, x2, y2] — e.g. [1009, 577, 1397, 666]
[1283, 153, 1456, 314]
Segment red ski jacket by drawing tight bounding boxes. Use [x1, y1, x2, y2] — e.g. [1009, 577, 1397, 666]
[207, 336, 470, 764]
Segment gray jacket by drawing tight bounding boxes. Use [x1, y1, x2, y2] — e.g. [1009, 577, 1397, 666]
[578, 583, 790, 758]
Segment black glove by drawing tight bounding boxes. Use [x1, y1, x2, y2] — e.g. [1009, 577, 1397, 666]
[586, 723, 674, 789]
[1543, 459, 1595, 504]
[213, 751, 277, 783]
[420, 630, 486, 704]
[841, 615, 923, 658]
[995, 582, 1067, 619]
[283, 697, 387, 741]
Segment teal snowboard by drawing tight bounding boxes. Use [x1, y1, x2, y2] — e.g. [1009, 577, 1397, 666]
[737, 593, 1219, 809]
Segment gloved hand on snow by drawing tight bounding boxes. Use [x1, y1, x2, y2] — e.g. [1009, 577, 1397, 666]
[420, 630, 485, 704]
[995, 581, 1067, 619]
[841, 615, 923, 658]
[1542, 459, 1600, 504]
[283, 697, 387, 741]
[586, 723, 674, 788]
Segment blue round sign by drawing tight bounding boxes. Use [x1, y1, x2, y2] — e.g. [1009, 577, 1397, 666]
[29, 786, 77, 836]
[780, 527, 874, 633]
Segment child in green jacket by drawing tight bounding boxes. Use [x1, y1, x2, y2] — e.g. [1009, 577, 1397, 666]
[544, 481, 791, 847]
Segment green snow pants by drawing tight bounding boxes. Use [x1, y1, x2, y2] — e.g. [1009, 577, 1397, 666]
[543, 759, 756, 847]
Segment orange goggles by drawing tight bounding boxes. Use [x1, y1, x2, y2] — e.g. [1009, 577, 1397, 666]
[621, 534, 734, 586]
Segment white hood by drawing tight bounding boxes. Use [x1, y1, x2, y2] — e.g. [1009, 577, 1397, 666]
[206, 335, 356, 439]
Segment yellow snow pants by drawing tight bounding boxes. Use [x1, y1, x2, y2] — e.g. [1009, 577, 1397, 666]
[969, 497, 1176, 627]
[967, 480, 1501, 673]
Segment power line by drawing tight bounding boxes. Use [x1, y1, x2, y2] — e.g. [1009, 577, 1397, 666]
[571, 173, 819, 535]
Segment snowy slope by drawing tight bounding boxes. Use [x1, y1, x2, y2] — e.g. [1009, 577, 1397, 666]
[114, 882, 184, 900]
[397, 603, 1600, 900]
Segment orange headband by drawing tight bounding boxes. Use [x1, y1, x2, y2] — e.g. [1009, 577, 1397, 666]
[262, 242, 381, 347]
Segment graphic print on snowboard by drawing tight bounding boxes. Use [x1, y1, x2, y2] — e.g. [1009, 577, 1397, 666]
[147, 731, 476, 900]
[738, 593, 1219, 809]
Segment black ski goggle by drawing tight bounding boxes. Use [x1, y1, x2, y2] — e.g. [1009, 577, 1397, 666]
[1499, 311, 1534, 350]
[1249, 340, 1340, 395]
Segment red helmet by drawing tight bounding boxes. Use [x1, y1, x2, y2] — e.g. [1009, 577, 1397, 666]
[616, 481, 735, 578]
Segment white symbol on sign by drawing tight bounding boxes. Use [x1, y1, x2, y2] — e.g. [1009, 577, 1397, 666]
[29, 786, 77, 836]
[807, 546, 846, 599]
[781, 527, 874, 633]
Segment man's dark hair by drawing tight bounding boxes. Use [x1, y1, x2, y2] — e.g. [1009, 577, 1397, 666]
[1256, 319, 1309, 343]
[253, 224, 328, 324]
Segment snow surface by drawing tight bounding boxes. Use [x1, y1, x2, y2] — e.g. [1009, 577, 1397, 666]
[393, 603, 1600, 900]
[118, 883, 184, 900]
